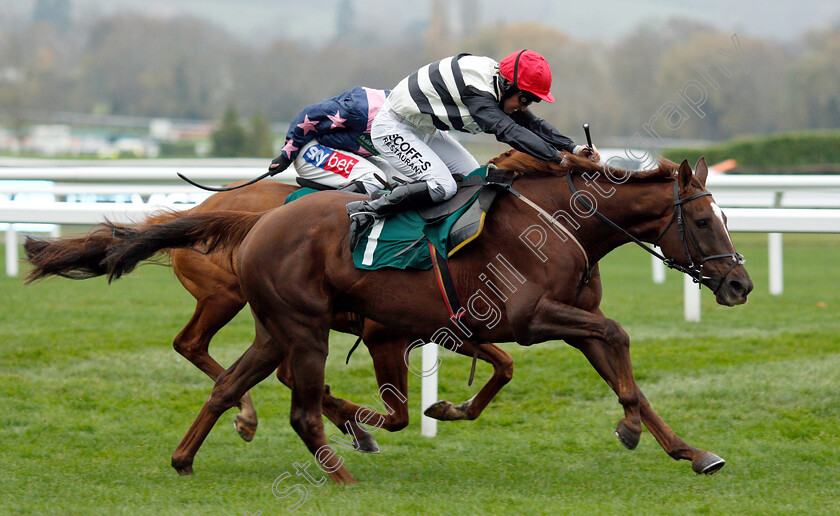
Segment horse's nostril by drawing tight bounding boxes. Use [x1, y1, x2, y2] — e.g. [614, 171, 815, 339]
[729, 279, 745, 296]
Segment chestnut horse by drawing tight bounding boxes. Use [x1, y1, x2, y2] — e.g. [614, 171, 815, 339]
[23, 180, 513, 449]
[101, 152, 753, 483]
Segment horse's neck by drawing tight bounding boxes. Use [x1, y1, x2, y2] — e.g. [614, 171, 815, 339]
[517, 174, 675, 263]
[585, 179, 675, 260]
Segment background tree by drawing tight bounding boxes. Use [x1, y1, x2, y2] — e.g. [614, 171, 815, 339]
[211, 105, 247, 157]
[1, 10, 839, 143]
[654, 31, 789, 139]
[247, 113, 274, 157]
[789, 28, 840, 130]
[81, 16, 247, 118]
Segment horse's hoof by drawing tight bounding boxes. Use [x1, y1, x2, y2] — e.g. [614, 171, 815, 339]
[423, 400, 453, 420]
[353, 433, 381, 454]
[692, 452, 726, 475]
[615, 421, 641, 450]
[328, 469, 358, 484]
[172, 457, 194, 476]
[424, 400, 467, 421]
[234, 416, 258, 442]
[170, 451, 193, 477]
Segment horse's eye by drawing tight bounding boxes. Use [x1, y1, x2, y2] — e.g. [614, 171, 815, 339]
[695, 219, 710, 229]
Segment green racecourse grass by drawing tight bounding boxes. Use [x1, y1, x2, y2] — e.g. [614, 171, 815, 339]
[1, 233, 838, 515]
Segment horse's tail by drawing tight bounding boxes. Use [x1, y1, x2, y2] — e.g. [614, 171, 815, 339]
[103, 210, 264, 282]
[22, 210, 186, 285]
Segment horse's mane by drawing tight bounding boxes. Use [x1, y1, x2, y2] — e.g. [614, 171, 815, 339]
[489, 149, 676, 183]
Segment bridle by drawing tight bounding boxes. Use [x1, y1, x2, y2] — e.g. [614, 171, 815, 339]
[566, 174, 745, 295]
[652, 180, 745, 291]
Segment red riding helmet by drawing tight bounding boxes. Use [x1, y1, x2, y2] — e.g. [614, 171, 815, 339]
[499, 49, 555, 103]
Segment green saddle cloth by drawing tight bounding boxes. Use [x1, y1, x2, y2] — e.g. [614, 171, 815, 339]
[284, 166, 489, 270]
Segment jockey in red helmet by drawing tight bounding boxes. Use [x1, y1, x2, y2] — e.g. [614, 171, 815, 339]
[498, 48, 555, 103]
[346, 49, 600, 250]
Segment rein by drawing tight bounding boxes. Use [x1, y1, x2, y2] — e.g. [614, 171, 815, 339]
[566, 174, 744, 294]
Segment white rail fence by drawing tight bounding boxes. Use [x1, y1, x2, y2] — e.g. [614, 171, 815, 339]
[3, 166, 840, 438]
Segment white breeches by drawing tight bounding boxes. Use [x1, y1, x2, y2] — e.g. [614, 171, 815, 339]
[371, 104, 479, 202]
[294, 140, 395, 195]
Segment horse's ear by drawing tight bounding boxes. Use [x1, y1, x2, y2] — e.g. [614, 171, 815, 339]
[694, 156, 708, 187]
[678, 159, 692, 189]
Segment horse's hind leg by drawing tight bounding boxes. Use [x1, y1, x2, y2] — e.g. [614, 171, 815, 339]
[171, 250, 258, 441]
[274, 314, 384, 453]
[569, 335, 725, 474]
[424, 342, 513, 421]
[170, 320, 286, 476]
[316, 315, 383, 451]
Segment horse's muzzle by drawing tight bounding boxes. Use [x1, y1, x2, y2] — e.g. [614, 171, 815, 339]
[713, 267, 753, 306]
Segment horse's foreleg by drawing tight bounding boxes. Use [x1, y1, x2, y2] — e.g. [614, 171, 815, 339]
[323, 385, 381, 453]
[518, 298, 642, 444]
[424, 342, 513, 421]
[318, 326, 411, 434]
[639, 393, 726, 474]
[570, 336, 725, 474]
[601, 320, 643, 449]
[170, 330, 285, 476]
[566, 332, 639, 449]
[366, 328, 410, 431]
[276, 359, 380, 454]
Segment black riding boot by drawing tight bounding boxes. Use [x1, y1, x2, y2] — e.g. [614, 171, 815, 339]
[346, 181, 434, 251]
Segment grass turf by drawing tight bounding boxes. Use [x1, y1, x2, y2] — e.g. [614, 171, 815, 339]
[1, 233, 838, 515]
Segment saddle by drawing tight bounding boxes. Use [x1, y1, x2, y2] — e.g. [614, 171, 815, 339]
[420, 165, 516, 258]
[417, 175, 486, 222]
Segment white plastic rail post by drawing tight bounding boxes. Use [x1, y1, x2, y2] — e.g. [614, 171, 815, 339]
[684, 273, 701, 322]
[420, 343, 438, 437]
[5, 226, 18, 277]
[768, 232, 783, 295]
[652, 248, 665, 284]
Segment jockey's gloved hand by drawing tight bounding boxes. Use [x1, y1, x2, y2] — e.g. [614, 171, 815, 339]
[574, 145, 601, 164]
[268, 155, 292, 175]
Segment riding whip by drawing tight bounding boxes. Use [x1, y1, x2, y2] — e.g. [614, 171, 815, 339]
[177, 170, 274, 192]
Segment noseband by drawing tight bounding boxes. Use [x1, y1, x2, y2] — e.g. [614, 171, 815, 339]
[567, 174, 745, 295]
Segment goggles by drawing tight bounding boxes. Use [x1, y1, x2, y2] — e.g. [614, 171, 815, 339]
[517, 91, 541, 107]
